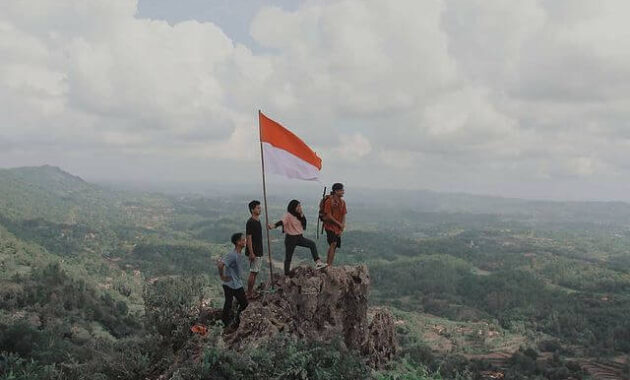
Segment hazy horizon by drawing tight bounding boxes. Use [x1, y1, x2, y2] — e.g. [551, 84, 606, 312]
[4, 163, 630, 205]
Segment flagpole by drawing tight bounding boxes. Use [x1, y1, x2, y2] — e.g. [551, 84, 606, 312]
[258, 110, 275, 289]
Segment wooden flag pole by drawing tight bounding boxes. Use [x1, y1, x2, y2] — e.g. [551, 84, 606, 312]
[258, 110, 275, 289]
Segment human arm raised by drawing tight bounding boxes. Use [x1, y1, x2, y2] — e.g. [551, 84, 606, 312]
[267, 220, 283, 230]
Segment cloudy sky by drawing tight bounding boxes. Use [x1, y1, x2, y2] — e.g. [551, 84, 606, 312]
[2, 0, 630, 201]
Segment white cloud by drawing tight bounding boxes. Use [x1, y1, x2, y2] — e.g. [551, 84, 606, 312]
[2, 0, 630, 200]
[251, 0, 459, 118]
[330, 133, 371, 162]
[0, 0, 272, 159]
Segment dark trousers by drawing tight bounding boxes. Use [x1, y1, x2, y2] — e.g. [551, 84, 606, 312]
[284, 234, 319, 275]
[222, 285, 248, 327]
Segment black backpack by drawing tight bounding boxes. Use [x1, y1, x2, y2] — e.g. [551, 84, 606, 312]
[319, 193, 332, 223]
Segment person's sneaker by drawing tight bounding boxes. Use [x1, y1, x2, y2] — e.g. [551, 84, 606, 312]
[315, 261, 328, 270]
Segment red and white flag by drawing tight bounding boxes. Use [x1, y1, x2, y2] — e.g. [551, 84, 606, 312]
[259, 111, 322, 181]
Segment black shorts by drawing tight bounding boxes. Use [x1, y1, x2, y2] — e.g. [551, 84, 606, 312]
[326, 229, 341, 248]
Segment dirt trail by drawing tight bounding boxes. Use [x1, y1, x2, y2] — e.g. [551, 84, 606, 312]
[579, 360, 628, 380]
[465, 352, 512, 368]
[466, 353, 629, 380]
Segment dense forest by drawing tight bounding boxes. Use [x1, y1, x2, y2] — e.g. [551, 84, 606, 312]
[1, 166, 630, 379]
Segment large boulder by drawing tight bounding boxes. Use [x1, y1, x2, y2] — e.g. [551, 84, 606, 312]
[224, 265, 396, 368]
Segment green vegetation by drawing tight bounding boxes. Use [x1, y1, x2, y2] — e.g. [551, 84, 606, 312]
[2, 166, 630, 379]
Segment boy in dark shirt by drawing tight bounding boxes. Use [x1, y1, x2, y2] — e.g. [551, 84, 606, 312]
[246, 200, 264, 299]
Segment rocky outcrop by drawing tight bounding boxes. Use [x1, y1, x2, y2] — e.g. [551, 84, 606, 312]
[223, 265, 397, 368]
[363, 307, 398, 368]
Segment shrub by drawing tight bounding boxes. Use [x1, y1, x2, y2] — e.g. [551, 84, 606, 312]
[143, 276, 206, 350]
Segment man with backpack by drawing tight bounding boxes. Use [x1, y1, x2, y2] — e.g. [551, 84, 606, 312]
[217, 232, 248, 328]
[320, 183, 347, 267]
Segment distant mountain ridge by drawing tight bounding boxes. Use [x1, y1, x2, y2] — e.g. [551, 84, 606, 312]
[355, 187, 630, 225]
[2, 165, 630, 227]
[0, 165, 119, 223]
[0, 165, 90, 191]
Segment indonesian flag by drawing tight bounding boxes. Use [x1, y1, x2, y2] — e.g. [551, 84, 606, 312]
[259, 111, 322, 181]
